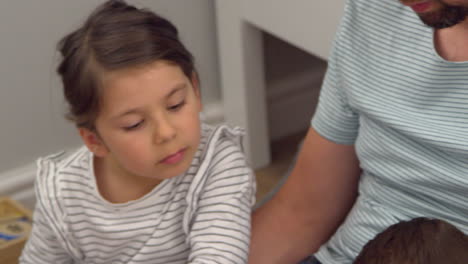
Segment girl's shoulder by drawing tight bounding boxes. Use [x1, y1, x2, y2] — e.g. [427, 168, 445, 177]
[196, 123, 251, 171]
[195, 123, 254, 192]
[35, 146, 93, 197]
[182, 124, 256, 224]
[199, 123, 246, 161]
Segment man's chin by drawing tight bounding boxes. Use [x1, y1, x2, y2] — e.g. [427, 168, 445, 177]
[419, 6, 468, 29]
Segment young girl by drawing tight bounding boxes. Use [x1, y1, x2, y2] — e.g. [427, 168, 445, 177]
[20, 1, 255, 263]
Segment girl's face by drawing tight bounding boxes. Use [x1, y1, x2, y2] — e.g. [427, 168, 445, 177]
[82, 60, 202, 183]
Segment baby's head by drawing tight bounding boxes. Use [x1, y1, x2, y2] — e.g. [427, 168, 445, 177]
[354, 217, 468, 264]
[57, 0, 202, 181]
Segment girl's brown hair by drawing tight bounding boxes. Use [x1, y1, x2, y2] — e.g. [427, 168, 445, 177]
[57, 0, 195, 130]
[354, 217, 468, 264]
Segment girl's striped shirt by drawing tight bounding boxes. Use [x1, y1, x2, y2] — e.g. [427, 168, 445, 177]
[20, 124, 256, 264]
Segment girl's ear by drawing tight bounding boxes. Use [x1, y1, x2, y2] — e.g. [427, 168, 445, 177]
[78, 128, 109, 158]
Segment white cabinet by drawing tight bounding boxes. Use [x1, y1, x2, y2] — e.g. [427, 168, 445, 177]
[215, 1, 345, 168]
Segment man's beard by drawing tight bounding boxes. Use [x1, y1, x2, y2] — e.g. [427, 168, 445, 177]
[418, 3, 468, 29]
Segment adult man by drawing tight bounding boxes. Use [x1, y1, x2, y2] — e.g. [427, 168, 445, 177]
[249, 0, 468, 263]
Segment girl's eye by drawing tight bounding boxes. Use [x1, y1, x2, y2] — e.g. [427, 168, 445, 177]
[123, 120, 143, 131]
[168, 100, 186, 112]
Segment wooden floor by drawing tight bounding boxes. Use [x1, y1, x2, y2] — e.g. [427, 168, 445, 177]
[254, 130, 307, 205]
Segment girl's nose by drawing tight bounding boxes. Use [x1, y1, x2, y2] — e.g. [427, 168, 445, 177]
[153, 117, 176, 144]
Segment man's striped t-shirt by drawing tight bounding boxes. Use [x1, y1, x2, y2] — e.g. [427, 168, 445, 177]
[20, 124, 256, 264]
[312, 0, 468, 263]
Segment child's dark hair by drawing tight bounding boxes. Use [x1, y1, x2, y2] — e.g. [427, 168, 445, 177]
[57, 0, 195, 130]
[354, 217, 468, 264]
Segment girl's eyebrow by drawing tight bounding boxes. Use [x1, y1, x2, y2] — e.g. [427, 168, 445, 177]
[113, 107, 144, 120]
[166, 83, 187, 99]
[112, 83, 188, 119]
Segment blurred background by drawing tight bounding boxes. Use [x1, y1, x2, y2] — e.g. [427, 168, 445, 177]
[0, 0, 343, 209]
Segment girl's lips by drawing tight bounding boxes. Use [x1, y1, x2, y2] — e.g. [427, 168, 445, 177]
[408, 1, 433, 13]
[160, 148, 186, 164]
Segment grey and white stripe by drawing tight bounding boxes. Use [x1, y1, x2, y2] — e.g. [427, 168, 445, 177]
[20, 124, 256, 264]
[312, 0, 468, 263]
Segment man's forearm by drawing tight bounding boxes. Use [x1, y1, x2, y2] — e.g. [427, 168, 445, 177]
[248, 128, 361, 264]
[249, 184, 358, 264]
[249, 196, 323, 264]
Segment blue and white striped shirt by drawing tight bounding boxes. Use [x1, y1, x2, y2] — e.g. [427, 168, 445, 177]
[312, 0, 468, 263]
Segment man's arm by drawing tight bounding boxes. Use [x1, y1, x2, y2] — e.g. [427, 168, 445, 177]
[249, 127, 361, 264]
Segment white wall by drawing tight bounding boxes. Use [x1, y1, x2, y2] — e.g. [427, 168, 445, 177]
[241, 0, 344, 60]
[0, 0, 220, 174]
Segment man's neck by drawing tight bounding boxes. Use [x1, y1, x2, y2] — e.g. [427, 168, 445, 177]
[434, 18, 468, 62]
